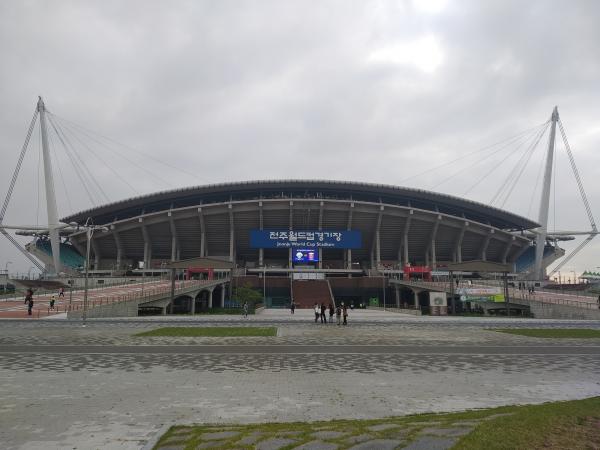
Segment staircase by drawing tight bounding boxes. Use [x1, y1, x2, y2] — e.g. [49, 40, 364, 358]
[292, 279, 334, 308]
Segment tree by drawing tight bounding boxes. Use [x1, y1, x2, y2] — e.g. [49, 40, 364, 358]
[232, 283, 263, 307]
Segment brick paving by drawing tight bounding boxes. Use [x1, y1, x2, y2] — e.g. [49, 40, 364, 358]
[0, 310, 599, 449]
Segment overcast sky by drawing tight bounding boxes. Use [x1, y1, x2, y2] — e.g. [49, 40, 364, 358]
[1, 0, 599, 278]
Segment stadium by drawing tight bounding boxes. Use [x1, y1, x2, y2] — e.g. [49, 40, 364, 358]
[21, 179, 562, 310]
[7, 100, 596, 316]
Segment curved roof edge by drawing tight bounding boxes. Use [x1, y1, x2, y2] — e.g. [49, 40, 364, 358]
[62, 179, 540, 230]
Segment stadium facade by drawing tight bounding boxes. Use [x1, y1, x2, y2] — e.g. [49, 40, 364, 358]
[60, 180, 539, 272]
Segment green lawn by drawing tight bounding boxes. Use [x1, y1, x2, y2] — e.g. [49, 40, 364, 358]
[455, 396, 600, 449]
[153, 397, 600, 449]
[495, 328, 600, 338]
[134, 326, 277, 337]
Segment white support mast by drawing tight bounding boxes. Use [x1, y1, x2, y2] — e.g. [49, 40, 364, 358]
[37, 97, 61, 275]
[533, 106, 559, 280]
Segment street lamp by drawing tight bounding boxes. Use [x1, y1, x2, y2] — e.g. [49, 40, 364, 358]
[4, 261, 12, 275]
[81, 218, 109, 326]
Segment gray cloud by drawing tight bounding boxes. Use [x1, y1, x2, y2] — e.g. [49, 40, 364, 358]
[1, 0, 599, 275]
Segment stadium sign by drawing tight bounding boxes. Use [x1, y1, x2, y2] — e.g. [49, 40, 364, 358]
[250, 230, 362, 249]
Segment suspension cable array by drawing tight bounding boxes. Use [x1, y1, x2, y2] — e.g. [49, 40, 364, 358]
[0, 100, 596, 278]
[0, 107, 45, 271]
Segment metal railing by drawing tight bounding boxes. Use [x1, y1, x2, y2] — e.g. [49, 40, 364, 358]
[15, 278, 230, 318]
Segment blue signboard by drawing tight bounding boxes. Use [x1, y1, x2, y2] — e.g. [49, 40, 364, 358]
[250, 230, 362, 249]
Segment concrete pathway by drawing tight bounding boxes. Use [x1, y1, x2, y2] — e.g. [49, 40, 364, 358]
[0, 315, 599, 449]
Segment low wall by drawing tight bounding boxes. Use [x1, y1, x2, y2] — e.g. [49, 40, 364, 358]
[368, 306, 422, 316]
[513, 298, 600, 320]
[68, 299, 140, 318]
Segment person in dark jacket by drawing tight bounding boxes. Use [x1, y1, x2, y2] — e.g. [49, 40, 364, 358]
[342, 304, 348, 325]
[320, 302, 327, 323]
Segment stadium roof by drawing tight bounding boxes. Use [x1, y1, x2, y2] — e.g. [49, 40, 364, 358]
[62, 179, 539, 231]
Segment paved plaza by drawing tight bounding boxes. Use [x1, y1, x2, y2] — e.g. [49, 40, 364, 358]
[1, 309, 599, 449]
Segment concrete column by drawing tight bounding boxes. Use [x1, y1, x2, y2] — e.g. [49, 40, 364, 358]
[91, 239, 101, 270]
[289, 201, 293, 268]
[318, 201, 323, 269]
[198, 207, 205, 257]
[220, 284, 225, 308]
[413, 290, 419, 308]
[141, 224, 151, 268]
[347, 203, 354, 270]
[161, 306, 167, 315]
[113, 228, 123, 270]
[229, 204, 235, 263]
[397, 240, 403, 270]
[502, 236, 515, 264]
[169, 214, 178, 262]
[403, 211, 413, 267]
[371, 206, 384, 269]
[259, 201, 264, 266]
[376, 230, 381, 267]
[480, 229, 493, 262]
[208, 288, 214, 308]
[190, 296, 196, 314]
[455, 222, 468, 263]
[395, 287, 400, 308]
[425, 216, 441, 268]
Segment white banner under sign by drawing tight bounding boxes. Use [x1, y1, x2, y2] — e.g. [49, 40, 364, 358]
[461, 287, 501, 296]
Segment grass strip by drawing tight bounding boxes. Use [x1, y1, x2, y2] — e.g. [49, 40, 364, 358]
[154, 397, 600, 450]
[455, 396, 600, 449]
[134, 326, 277, 337]
[494, 328, 600, 338]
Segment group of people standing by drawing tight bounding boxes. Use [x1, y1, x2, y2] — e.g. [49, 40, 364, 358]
[312, 302, 348, 325]
[517, 282, 535, 295]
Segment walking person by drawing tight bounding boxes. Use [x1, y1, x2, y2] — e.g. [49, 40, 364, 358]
[328, 303, 334, 323]
[314, 303, 320, 323]
[290, 301, 295, 315]
[243, 301, 249, 318]
[24, 288, 33, 305]
[342, 304, 348, 326]
[597, 295, 600, 310]
[336, 304, 342, 326]
[58, 287, 65, 298]
[320, 302, 327, 323]
[27, 297, 34, 316]
[49, 295, 56, 310]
